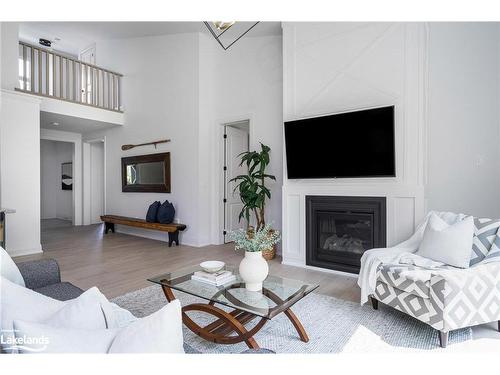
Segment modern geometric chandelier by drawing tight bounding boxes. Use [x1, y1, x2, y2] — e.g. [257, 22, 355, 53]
[203, 21, 260, 50]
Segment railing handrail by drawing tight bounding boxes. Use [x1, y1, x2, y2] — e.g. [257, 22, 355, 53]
[19, 41, 123, 78]
[18, 41, 123, 113]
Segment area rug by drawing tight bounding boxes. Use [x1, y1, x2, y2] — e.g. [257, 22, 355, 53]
[111, 285, 472, 353]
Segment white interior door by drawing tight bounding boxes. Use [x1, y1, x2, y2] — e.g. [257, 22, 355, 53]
[79, 45, 96, 64]
[90, 142, 104, 224]
[224, 125, 249, 242]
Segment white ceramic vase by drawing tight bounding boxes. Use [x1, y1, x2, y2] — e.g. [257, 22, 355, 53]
[239, 250, 269, 292]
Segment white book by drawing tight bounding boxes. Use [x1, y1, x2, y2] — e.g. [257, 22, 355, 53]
[193, 270, 233, 282]
[192, 273, 235, 283]
[191, 274, 236, 286]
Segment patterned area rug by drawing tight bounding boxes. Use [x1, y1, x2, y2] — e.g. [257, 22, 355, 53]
[111, 285, 472, 353]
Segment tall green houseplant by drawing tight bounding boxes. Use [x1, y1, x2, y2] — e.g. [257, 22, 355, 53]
[230, 143, 276, 232]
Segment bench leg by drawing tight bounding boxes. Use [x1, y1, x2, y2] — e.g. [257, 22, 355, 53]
[104, 222, 115, 234]
[168, 230, 180, 247]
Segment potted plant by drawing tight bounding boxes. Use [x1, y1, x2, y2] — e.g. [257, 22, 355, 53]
[230, 143, 277, 260]
[228, 224, 280, 291]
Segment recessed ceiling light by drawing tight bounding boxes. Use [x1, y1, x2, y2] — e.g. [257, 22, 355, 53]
[51, 122, 60, 126]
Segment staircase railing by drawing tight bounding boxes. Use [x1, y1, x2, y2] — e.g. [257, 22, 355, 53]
[16, 41, 123, 112]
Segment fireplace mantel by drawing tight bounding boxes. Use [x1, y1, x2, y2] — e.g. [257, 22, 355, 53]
[281, 183, 424, 275]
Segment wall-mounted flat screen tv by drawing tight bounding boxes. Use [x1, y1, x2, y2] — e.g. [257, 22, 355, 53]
[284, 106, 395, 179]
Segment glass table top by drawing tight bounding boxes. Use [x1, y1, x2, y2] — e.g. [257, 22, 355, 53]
[148, 265, 319, 319]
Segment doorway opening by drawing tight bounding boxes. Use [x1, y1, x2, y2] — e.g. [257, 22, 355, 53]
[40, 139, 75, 232]
[222, 120, 250, 243]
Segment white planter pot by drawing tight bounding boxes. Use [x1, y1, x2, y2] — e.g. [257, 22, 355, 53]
[239, 251, 269, 292]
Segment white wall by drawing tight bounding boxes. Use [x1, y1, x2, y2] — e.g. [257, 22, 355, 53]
[426, 23, 500, 218]
[89, 141, 104, 223]
[88, 33, 201, 245]
[40, 139, 74, 221]
[40, 139, 57, 219]
[0, 90, 41, 256]
[84, 32, 283, 247]
[281, 22, 500, 271]
[281, 23, 428, 269]
[0, 22, 19, 90]
[206, 33, 284, 245]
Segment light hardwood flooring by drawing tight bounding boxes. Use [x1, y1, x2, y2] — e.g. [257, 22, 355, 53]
[15, 219, 361, 301]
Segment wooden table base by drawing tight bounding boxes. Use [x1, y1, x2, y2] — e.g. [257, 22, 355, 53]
[161, 285, 309, 349]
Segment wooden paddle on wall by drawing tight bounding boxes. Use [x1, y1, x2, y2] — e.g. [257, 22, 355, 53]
[121, 139, 171, 151]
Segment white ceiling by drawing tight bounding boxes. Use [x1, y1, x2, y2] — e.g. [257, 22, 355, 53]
[19, 22, 282, 57]
[40, 111, 120, 134]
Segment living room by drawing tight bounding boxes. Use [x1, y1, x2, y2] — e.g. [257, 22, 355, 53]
[1, 0, 500, 372]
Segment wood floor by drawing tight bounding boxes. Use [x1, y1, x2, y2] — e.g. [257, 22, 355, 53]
[14, 219, 360, 301]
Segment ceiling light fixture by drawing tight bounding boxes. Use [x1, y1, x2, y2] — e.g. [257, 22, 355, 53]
[213, 21, 235, 31]
[51, 122, 60, 126]
[203, 21, 259, 50]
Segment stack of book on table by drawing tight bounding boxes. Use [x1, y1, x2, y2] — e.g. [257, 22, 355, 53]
[191, 270, 236, 286]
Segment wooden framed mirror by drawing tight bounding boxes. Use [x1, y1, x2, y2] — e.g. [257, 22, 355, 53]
[121, 152, 171, 193]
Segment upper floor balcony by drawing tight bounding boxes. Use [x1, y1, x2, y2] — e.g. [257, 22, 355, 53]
[16, 41, 123, 113]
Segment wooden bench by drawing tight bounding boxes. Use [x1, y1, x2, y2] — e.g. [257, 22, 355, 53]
[100, 215, 187, 247]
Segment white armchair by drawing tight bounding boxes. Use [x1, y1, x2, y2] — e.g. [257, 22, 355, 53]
[367, 212, 500, 348]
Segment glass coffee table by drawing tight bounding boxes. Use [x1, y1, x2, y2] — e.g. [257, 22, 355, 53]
[148, 265, 319, 349]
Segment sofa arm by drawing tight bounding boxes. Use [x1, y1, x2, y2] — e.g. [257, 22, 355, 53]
[16, 258, 61, 290]
[430, 262, 500, 331]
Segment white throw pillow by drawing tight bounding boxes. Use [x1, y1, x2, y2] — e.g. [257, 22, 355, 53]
[1, 277, 64, 352]
[109, 299, 184, 353]
[0, 246, 25, 286]
[13, 300, 184, 354]
[0, 278, 117, 353]
[416, 213, 474, 268]
[12, 321, 117, 354]
[44, 287, 111, 330]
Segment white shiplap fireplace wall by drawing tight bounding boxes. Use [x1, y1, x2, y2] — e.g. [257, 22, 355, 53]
[281, 23, 428, 272]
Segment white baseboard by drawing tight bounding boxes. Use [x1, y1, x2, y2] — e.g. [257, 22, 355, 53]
[8, 244, 43, 258]
[114, 226, 208, 248]
[281, 259, 358, 278]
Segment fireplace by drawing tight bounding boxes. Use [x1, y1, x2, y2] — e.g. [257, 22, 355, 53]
[306, 196, 386, 274]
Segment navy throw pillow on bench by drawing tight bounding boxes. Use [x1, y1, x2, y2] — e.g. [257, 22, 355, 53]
[146, 201, 161, 223]
[157, 200, 175, 224]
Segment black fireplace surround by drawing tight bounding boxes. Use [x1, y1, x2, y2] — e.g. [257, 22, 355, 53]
[306, 196, 386, 274]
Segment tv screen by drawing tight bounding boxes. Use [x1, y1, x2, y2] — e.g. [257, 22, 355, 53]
[284, 106, 395, 179]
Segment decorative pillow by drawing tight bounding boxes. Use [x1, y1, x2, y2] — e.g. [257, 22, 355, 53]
[470, 217, 500, 266]
[157, 200, 175, 224]
[416, 213, 474, 268]
[12, 320, 117, 354]
[13, 300, 184, 354]
[108, 302, 139, 328]
[481, 228, 500, 264]
[0, 278, 118, 353]
[44, 287, 113, 330]
[146, 201, 161, 223]
[0, 246, 25, 286]
[1, 276, 64, 353]
[108, 300, 184, 353]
